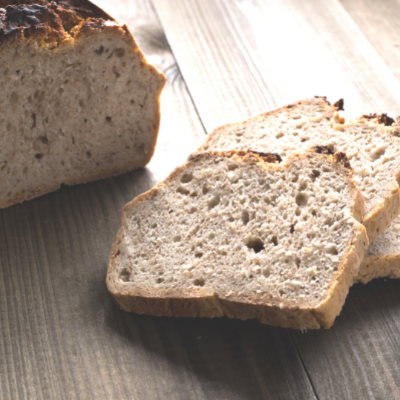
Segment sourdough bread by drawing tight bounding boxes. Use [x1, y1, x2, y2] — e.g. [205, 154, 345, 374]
[200, 98, 400, 242]
[0, 0, 166, 207]
[107, 149, 368, 329]
[357, 217, 400, 283]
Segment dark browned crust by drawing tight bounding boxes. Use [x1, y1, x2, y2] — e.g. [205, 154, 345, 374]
[310, 146, 352, 170]
[0, 0, 114, 47]
[313, 96, 344, 111]
[334, 152, 352, 170]
[362, 113, 395, 126]
[247, 150, 282, 163]
[311, 145, 334, 156]
[333, 98, 344, 111]
[314, 95, 330, 104]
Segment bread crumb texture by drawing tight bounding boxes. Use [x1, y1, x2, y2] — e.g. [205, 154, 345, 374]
[0, 0, 166, 207]
[107, 151, 368, 329]
[200, 98, 400, 241]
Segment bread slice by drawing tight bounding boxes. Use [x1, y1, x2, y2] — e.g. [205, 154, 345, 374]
[0, 0, 166, 207]
[200, 97, 400, 242]
[357, 218, 400, 284]
[107, 149, 368, 329]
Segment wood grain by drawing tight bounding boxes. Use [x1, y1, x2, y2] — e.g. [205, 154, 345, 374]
[151, 0, 400, 398]
[339, 0, 400, 83]
[153, 0, 400, 131]
[0, 0, 318, 399]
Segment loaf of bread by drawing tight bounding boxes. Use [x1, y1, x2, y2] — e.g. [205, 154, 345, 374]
[107, 149, 368, 329]
[200, 97, 400, 242]
[0, 0, 166, 207]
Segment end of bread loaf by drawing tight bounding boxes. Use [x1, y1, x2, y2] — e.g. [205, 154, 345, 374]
[0, 0, 166, 207]
[107, 150, 368, 329]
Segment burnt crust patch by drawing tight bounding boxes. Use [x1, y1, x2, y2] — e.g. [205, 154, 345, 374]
[334, 152, 352, 170]
[0, 0, 115, 47]
[311, 145, 334, 156]
[247, 150, 282, 163]
[188, 150, 282, 165]
[314, 96, 330, 105]
[362, 113, 395, 126]
[333, 99, 344, 111]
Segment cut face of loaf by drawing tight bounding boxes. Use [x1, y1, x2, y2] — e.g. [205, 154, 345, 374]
[107, 150, 368, 329]
[200, 98, 400, 242]
[0, 0, 166, 207]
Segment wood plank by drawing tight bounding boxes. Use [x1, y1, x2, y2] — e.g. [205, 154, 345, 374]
[152, 0, 400, 398]
[339, 0, 400, 82]
[0, 1, 317, 399]
[153, 0, 400, 132]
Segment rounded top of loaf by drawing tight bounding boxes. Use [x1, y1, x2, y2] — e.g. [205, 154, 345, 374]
[0, 0, 120, 48]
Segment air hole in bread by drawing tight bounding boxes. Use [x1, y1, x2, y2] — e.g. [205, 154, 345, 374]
[325, 244, 338, 255]
[190, 192, 198, 197]
[193, 278, 205, 287]
[263, 268, 270, 278]
[202, 185, 209, 195]
[295, 257, 301, 268]
[208, 233, 215, 240]
[228, 163, 239, 171]
[195, 252, 203, 258]
[299, 181, 308, 191]
[311, 169, 321, 179]
[181, 172, 193, 183]
[86, 151, 91, 158]
[311, 210, 318, 217]
[295, 192, 309, 207]
[246, 237, 264, 253]
[292, 174, 299, 183]
[276, 131, 284, 139]
[208, 195, 220, 209]
[290, 224, 296, 234]
[323, 167, 331, 173]
[173, 235, 181, 242]
[150, 223, 157, 229]
[295, 208, 301, 216]
[156, 277, 164, 284]
[177, 186, 190, 195]
[371, 146, 386, 161]
[242, 211, 250, 225]
[120, 268, 130, 282]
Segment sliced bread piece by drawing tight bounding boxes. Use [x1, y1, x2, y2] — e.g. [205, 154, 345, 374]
[107, 149, 368, 329]
[200, 97, 400, 242]
[0, 0, 166, 207]
[357, 218, 400, 284]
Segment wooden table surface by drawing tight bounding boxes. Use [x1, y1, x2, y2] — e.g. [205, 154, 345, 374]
[2, 0, 400, 399]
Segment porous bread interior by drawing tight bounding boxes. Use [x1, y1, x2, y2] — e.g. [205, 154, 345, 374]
[200, 99, 400, 221]
[366, 216, 400, 257]
[114, 152, 361, 308]
[0, 28, 164, 206]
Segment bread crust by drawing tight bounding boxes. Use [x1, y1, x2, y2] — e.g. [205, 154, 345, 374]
[106, 150, 368, 329]
[356, 254, 400, 284]
[0, 0, 166, 208]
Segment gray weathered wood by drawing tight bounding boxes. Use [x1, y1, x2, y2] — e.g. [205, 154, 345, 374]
[152, 0, 400, 398]
[339, 0, 400, 83]
[153, 0, 400, 132]
[0, 0, 318, 399]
